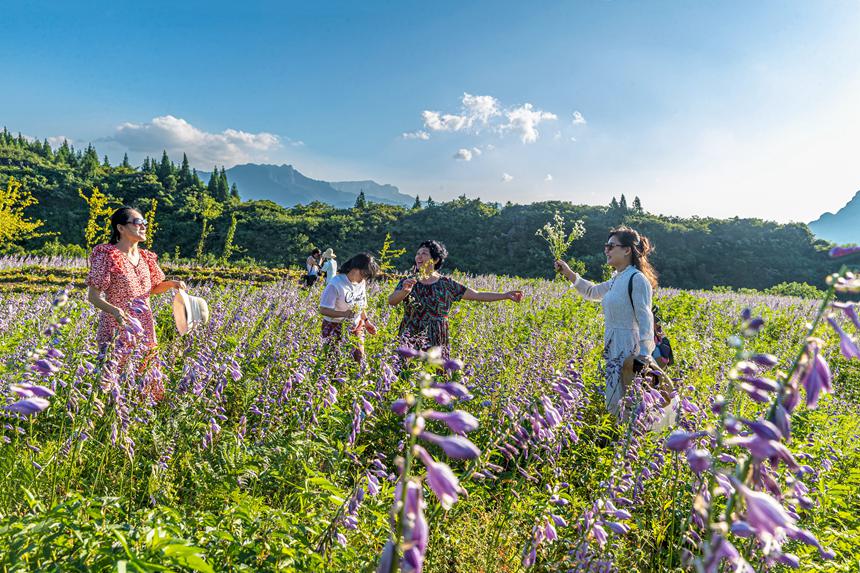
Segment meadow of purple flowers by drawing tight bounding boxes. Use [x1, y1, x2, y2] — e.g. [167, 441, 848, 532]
[0, 255, 858, 572]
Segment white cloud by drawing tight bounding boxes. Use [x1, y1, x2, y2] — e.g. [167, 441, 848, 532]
[501, 172, 514, 182]
[412, 93, 561, 145]
[422, 93, 501, 133]
[47, 135, 72, 148]
[110, 115, 282, 167]
[572, 111, 587, 125]
[545, 174, 553, 182]
[471, 146, 482, 156]
[423, 110, 469, 132]
[402, 130, 430, 140]
[461, 93, 501, 126]
[485, 143, 496, 151]
[454, 148, 473, 161]
[503, 103, 557, 143]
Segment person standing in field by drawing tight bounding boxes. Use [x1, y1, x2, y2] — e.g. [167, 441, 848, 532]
[305, 248, 322, 288]
[319, 252, 380, 362]
[554, 226, 658, 416]
[86, 206, 189, 400]
[320, 248, 338, 286]
[388, 240, 523, 360]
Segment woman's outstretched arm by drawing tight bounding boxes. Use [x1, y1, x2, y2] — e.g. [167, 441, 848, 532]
[461, 288, 522, 303]
[556, 260, 611, 301]
[151, 280, 187, 295]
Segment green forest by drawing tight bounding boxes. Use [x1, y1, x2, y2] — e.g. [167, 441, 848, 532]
[0, 127, 838, 290]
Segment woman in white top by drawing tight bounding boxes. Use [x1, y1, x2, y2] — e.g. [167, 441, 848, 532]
[320, 248, 338, 286]
[555, 226, 658, 416]
[319, 252, 379, 362]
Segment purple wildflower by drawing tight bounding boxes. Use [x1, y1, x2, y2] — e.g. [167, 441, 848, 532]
[794, 342, 833, 409]
[826, 316, 860, 360]
[12, 383, 55, 399]
[424, 410, 479, 434]
[686, 449, 711, 474]
[833, 301, 860, 330]
[665, 430, 706, 452]
[391, 399, 410, 416]
[419, 431, 480, 460]
[4, 397, 50, 416]
[31, 359, 58, 376]
[415, 445, 461, 509]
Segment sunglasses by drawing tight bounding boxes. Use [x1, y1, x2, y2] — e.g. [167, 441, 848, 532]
[126, 218, 148, 227]
[604, 243, 624, 251]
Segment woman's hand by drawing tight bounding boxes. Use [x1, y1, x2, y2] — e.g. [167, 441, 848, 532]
[401, 278, 417, 292]
[172, 280, 188, 290]
[507, 290, 524, 303]
[554, 260, 578, 282]
[111, 307, 129, 327]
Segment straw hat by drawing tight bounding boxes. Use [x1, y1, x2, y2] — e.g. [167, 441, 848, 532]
[322, 248, 336, 259]
[172, 289, 210, 336]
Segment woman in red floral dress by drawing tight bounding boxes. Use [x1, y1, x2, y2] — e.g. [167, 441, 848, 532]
[388, 240, 523, 359]
[86, 207, 188, 399]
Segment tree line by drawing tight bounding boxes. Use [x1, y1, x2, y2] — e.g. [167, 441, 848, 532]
[0, 127, 838, 290]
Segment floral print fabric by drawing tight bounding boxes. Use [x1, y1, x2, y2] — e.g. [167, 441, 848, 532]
[86, 243, 165, 349]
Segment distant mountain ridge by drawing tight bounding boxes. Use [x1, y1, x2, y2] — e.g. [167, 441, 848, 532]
[809, 190, 860, 245]
[200, 163, 414, 208]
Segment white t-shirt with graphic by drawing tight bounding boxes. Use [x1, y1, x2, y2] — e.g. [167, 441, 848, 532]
[320, 274, 366, 324]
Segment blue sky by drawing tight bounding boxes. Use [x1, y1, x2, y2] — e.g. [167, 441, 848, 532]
[3, 0, 859, 222]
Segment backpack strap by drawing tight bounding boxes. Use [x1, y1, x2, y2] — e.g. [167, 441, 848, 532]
[627, 270, 638, 311]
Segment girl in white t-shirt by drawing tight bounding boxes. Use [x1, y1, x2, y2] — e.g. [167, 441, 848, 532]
[319, 252, 380, 362]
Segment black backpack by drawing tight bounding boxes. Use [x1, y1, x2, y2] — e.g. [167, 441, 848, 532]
[628, 272, 674, 366]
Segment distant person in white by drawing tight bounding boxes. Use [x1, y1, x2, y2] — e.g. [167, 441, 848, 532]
[321, 248, 338, 286]
[318, 252, 380, 362]
[554, 226, 658, 417]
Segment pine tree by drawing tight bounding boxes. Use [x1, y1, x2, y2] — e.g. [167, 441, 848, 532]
[632, 196, 643, 212]
[216, 168, 230, 202]
[207, 168, 219, 197]
[102, 155, 111, 168]
[55, 140, 71, 165]
[178, 153, 194, 189]
[121, 153, 131, 169]
[412, 195, 422, 210]
[609, 197, 619, 210]
[354, 190, 367, 209]
[230, 182, 240, 201]
[426, 196, 435, 208]
[619, 194, 628, 212]
[81, 144, 100, 178]
[157, 150, 174, 184]
[40, 139, 53, 159]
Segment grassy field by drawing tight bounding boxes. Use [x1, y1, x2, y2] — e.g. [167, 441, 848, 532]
[0, 262, 857, 572]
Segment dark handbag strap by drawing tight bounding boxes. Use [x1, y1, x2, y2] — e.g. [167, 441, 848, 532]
[627, 270, 638, 311]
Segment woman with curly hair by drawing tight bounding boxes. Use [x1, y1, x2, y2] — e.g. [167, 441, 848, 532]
[389, 240, 523, 359]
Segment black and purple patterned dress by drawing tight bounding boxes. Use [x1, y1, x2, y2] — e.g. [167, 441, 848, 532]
[395, 276, 468, 358]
